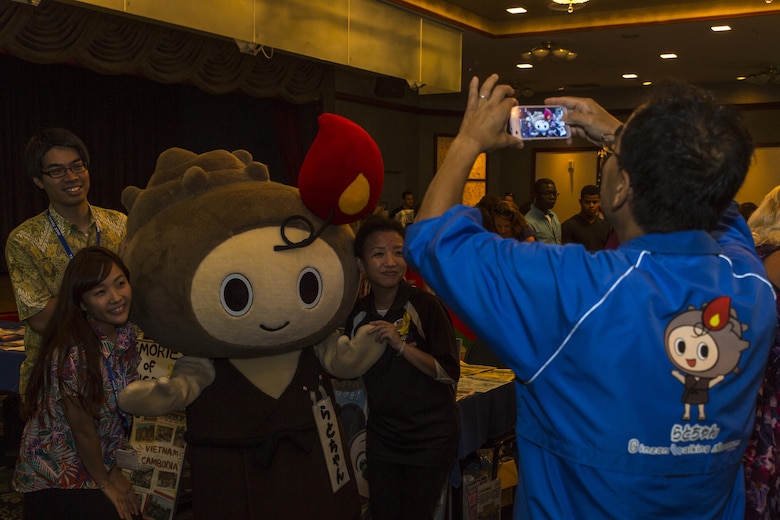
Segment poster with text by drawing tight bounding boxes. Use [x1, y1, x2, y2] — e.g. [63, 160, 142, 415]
[122, 332, 187, 520]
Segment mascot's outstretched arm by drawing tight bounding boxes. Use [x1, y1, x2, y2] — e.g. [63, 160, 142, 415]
[315, 327, 385, 379]
[118, 356, 216, 417]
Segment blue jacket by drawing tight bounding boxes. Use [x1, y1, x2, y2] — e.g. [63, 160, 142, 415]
[405, 203, 777, 519]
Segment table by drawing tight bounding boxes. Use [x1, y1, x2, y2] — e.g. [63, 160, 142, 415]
[456, 376, 516, 460]
[0, 321, 24, 394]
[0, 321, 25, 458]
[451, 367, 517, 487]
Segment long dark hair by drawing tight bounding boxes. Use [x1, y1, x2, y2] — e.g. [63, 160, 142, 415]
[22, 246, 131, 419]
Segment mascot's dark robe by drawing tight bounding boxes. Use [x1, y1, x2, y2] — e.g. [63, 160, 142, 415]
[185, 348, 360, 519]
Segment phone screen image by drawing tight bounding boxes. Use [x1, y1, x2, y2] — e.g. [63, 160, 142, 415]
[509, 105, 569, 140]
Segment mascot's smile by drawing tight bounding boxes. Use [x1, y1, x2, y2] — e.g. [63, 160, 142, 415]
[260, 321, 289, 332]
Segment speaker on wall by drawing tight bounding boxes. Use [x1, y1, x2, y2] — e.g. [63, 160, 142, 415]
[374, 76, 408, 98]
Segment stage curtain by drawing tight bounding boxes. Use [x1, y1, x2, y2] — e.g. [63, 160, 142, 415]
[0, 0, 327, 103]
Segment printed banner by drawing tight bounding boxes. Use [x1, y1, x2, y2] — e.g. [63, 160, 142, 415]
[122, 331, 187, 520]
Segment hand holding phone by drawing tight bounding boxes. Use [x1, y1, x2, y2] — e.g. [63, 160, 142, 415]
[509, 105, 570, 140]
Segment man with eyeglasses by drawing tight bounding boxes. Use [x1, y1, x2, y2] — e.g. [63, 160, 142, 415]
[524, 178, 561, 244]
[404, 75, 776, 519]
[5, 128, 127, 394]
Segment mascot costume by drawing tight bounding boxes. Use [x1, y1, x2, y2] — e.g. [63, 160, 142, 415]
[118, 114, 386, 519]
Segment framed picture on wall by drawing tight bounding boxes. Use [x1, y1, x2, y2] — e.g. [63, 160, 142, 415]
[435, 135, 486, 206]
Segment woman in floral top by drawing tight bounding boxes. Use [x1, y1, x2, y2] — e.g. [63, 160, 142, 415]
[13, 246, 141, 520]
[744, 185, 780, 520]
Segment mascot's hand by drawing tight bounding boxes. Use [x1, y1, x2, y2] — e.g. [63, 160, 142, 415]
[118, 356, 216, 416]
[315, 328, 385, 379]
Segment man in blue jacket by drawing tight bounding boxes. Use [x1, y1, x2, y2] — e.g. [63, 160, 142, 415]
[404, 74, 777, 519]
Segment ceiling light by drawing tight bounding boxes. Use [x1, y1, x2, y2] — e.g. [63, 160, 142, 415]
[516, 63, 534, 69]
[522, 42, 578, 62]
[531, 47, 550, 59]
[660, 53, 678, 60]
[550, 0, 589, 14]
[506, 7, 527, 14]
[744, 66, 780, 85]
[642, 81, 653, 86]
[623, 73, 638, 79]
[711, 25, 731, 32]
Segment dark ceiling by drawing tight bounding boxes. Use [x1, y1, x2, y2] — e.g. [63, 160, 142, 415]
[386, 0, 780, 98]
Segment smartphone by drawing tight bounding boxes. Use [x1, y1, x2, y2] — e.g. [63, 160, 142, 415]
[509, 105, 570, 140]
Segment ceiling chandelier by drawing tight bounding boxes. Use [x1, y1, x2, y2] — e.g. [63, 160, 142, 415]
[550, 0, 589, 14]
[744, 66, 780, 85]
[520, 42, 577, 62]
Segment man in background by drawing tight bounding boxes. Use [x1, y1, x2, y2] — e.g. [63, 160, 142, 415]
[390, 190, 416, 227]
[561, 184, 612, 251]
[524, 178, 561, 244]
[5, 128, 127, 394]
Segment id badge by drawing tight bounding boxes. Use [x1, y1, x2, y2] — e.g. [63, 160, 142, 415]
[116, 447, 139, 470]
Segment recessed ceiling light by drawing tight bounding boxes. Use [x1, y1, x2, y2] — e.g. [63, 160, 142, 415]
[516, 63, 533, 69]
[737, 76, 746, 81]
[660, 53, 678, 60]
[711, 25, 731, 32]
[623, 73, 638, 79]
[642, 81, 653, 86]
[506, 7, 527, 14]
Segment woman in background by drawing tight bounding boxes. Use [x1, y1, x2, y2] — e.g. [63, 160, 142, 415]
[344, 216, 459, 520]
[744, 186, 780, 520]
[494, 200, 536, 242]
[13, 246, 141, 520]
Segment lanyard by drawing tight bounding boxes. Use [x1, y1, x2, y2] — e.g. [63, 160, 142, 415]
[105, 350, 132, 435]
[46, 209, 100, 259]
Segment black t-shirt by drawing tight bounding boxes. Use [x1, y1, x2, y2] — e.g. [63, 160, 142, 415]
[344, 281, 459, 467]
[561, 213, 612, 251]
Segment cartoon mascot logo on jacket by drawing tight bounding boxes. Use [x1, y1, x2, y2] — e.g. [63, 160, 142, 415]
[118, 114, 385, 519]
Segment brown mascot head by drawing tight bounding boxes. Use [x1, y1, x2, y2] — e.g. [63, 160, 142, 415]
[121, 114, 383, 358]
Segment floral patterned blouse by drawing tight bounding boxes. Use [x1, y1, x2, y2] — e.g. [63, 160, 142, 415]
[12, 320, 139, 492]
[744, 243, 780, 520]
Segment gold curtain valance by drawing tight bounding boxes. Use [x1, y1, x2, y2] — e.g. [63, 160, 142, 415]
[0, 0, 327, 103]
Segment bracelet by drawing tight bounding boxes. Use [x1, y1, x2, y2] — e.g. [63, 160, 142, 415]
[397, 342, 406, 357]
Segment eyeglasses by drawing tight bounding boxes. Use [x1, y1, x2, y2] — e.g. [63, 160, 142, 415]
[41, 161, 88, 179]
[600, 125, 623, 163]
[539, 190, 559, 198]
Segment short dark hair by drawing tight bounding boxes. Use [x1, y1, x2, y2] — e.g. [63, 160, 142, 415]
[534, 178, 555, 195]
[24, 128, 90, 181]
[354, 216, 405, 258]
[580, 185, 600, 198]
[620, 79, 753, 232]
[402, 190, 413, 198]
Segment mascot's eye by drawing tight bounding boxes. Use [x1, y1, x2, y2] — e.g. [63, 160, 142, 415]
[697, 342, 709, 360]
[674, 338, 686, 356]
[298, 267, 323, 309]
[220, 273, 253, 317]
